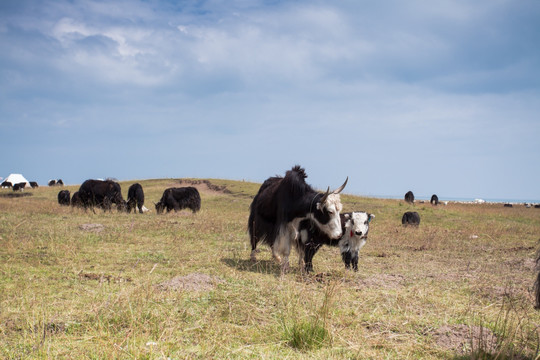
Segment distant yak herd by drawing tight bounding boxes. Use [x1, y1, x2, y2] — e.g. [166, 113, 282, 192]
[1, 180, 40, 191]
[1, 178, 64, 191]
[4, 166, 540, 309]
[55, 179, 201, 215]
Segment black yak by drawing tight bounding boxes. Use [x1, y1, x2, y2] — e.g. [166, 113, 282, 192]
[402, 211, 420, 226]
[127, 183, 145, 214]
[404, 191, 415, 204]
[13, 182, 26, 191]
[155, 187, 201, 214]
[78, 179, 126, 212]
[71, 191, 83, 207]
[58, 190, 71, 206]
[248, 165, 347, 273]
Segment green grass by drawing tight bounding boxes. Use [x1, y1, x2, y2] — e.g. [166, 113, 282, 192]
[1, 179, 539, 359]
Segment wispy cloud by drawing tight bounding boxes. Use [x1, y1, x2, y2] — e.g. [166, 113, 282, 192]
[1, 0, 539, 200]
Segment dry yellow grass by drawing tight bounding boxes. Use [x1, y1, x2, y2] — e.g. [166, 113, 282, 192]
[0, 179, 539, 359]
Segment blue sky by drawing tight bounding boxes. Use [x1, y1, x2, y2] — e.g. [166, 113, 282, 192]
[1, 0, 539, 201]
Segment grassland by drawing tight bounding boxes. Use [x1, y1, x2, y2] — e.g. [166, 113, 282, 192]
[1, 178, 539, 359]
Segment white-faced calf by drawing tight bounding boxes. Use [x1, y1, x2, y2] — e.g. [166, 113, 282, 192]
[296, 211, 374, 272]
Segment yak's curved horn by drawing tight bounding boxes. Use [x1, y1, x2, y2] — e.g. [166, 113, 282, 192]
[319, 187, 331, 205]
[332, 176, 348, 194]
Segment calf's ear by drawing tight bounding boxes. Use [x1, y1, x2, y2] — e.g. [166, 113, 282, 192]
[368, 214, 375, 223]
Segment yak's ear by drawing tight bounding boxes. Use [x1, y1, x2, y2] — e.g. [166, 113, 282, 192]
[368, 214, 375, 223]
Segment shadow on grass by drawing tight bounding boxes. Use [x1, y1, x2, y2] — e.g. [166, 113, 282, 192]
[221, 258, 282, 276]
[0, 192, 33, 198]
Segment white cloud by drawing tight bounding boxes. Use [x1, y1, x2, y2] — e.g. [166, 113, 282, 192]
[1, 0, 539, 199]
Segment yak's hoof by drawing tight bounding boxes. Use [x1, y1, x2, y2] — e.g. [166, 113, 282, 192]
[250, 249, 260, 262]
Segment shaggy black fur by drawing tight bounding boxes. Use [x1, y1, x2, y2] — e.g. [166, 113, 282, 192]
[248, 165, 346, 261]
[71, 191, 83, 207]
[78, 179, 126, 212]
[402, 211, 420, 226]
[404, 191, 415, 204]
[127, 183, 145, 214]
[58, 190, 71, 206]
[155, 187, 201, 214]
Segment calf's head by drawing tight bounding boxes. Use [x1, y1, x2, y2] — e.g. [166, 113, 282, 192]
[309, 177, 348, 239]
[338, 212, 375, 271]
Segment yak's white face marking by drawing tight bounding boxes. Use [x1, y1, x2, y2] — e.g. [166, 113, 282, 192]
[313, 193, 343, 239]
[338, 212, 374, 254]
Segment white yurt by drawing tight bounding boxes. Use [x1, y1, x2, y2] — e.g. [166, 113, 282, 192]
[2, 174, 31, 187]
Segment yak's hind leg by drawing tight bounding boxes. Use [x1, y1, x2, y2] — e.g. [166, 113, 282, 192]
[138, 202, 143, 214]
[273, 225, 293, 273]
[274, 222, 301, 274]
[249, 215, 271, 262]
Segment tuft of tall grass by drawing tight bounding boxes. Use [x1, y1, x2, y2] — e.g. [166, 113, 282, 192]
[468, 288, 540, 359]
[281, 281, 336, 351]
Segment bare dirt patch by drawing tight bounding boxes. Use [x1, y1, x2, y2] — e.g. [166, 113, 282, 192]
[299, 272, 407, 290]
[356, 273, 406, 289]
[504, 258, 535, 271]
[79, 223, 105, 232]
[78, 272, 132, 283]
[0, 192, 33, 198]
[433, 324, 498, 356]
[156, 273, 225, 292]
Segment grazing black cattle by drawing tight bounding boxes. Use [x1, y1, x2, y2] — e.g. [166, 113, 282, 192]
[504, 203, 513, 208]
[430, 194, 439, 205]
[248, 165, 348, 273]
[155, 187, 201, 214]
[71, 191, 83, 207]
[58, 190, 71, 206]
[404, 191, 415, 204]
[56, 179, 64, 186]
[296, 211, 375, 273]
[402, 211, 420, 226]
[78, 179, 127, 212]
[127, 183, 145, 214]
[1, 181, 12, 188]
[535, 205, 540, 209]
[29, 181, 39, 188]
[48, 180, 56, 186]
[13, 182, 26, 191]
